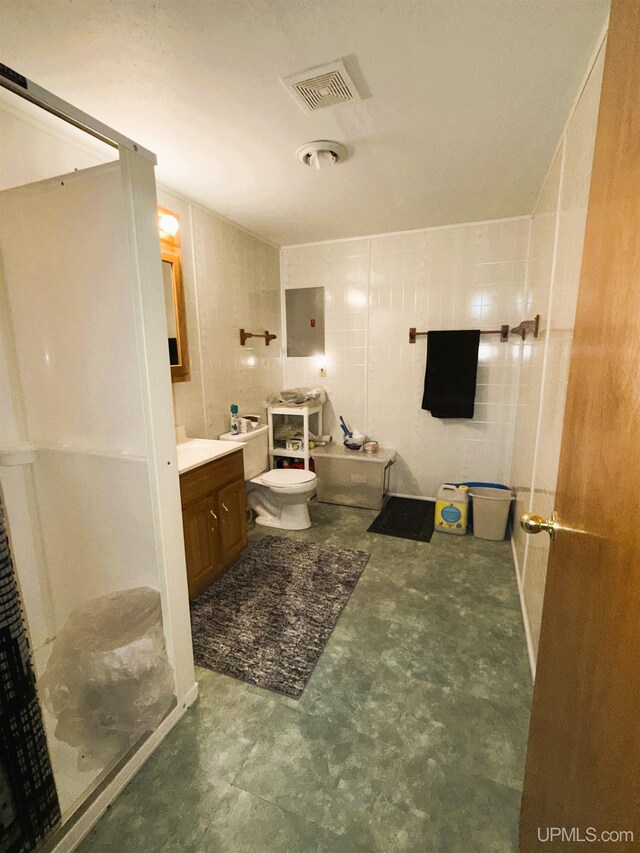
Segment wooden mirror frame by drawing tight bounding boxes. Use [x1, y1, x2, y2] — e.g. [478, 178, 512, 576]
[159, 206, 190, 383]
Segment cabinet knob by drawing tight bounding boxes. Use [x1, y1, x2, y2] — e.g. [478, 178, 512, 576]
[222, 503, 229, 513]
[210, 509, 218, 522]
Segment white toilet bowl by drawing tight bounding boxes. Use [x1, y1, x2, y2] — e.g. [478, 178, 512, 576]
[218, 425, 317, 530]
[247, 468, 317, 530]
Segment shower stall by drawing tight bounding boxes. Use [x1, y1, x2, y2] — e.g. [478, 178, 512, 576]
[0, 75, 195, 851]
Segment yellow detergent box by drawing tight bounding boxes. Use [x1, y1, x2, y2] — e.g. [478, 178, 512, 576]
[435, 484, 469, 535]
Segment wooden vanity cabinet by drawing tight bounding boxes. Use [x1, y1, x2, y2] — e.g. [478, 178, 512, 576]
[179, 449, 247, 599]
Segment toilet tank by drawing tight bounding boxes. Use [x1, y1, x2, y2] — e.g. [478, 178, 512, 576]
[219, 425, 269, 479]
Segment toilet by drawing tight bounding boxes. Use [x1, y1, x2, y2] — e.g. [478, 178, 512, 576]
[219, 425, 317, 530]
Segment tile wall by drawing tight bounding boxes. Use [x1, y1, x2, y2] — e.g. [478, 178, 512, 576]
[510, 44, 605, 669]
[510, 153, 562, 580]
[159, 189, 283, 440]
[283, 239, 370, 445]
[282, 218, 530, 498]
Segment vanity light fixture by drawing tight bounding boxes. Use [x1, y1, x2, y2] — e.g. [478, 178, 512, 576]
[158, 212, 180, 238]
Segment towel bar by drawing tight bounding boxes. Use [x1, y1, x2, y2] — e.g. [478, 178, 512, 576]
[409, 315, 539, 344]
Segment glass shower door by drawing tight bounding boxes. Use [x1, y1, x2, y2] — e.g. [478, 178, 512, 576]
[0, 159, 177, 832]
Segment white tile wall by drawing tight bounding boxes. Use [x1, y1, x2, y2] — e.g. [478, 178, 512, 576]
[283, 239, 370, 446]
[509, 45, 605, 668]
[282, 218, 530, 498]
[159, 189, 283, 440]
[510, 151, 562, 579]
[158, 190, 207, 437]
[193, 209, 282, 438]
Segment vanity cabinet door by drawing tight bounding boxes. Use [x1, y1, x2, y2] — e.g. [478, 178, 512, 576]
[182, 493, 221, 598]
[217, 479, 247, 565]
[179, 448, 247, 600]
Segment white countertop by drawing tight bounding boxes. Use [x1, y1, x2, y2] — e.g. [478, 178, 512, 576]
[312, 444, 396, 464]
[176, 438, 245, 474]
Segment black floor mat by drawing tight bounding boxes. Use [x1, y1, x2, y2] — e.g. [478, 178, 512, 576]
[367, 496, 436, 542]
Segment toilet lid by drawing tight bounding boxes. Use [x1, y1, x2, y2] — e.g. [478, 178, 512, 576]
[261, 468, 316, 486]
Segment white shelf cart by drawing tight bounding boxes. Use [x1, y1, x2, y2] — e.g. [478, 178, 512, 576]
[267, 404, 323, 471]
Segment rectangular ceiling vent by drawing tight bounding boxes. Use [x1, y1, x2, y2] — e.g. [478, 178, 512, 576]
[282, 60, 362, 114]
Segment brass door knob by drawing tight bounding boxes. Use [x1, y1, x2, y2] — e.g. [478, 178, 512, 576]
[520, 511, 559, 539]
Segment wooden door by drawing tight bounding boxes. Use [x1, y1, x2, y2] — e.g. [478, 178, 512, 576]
[519, 2, 640, 850]
[182, 493, 221, 599]
[217, 479, 247, 564]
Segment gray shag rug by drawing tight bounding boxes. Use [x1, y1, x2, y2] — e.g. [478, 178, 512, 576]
[190, 535, 370, 697]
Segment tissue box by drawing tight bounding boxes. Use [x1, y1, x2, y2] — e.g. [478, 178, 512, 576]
[238, 415, 262, 433]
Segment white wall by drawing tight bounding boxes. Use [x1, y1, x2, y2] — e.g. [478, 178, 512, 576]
[510, 43, 605, 670]
[0, 93, 113, 189]
[282, 218, 530, 498]
[511, 152, 562, 581]
[158, 188, 283, 440]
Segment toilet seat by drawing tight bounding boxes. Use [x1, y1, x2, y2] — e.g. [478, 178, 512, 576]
[260, 468, 316, 489]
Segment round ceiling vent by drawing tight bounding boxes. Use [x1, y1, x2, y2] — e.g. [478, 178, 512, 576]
[296, 140, 348, 169]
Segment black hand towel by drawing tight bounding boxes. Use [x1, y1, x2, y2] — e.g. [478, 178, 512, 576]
[422, 330, 481, 418]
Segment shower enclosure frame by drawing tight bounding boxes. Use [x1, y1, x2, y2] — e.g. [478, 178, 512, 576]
[0, 66, 197, 851]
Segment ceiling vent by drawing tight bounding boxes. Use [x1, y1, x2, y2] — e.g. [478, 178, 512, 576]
[282, 60, 362, 114]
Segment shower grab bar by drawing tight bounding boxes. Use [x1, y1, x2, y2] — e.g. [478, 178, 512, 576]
[409, 315, 539, 344]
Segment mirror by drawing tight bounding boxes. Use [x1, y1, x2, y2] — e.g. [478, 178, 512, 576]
[285, 287, 325, 357]
[159, 207, 190, 382]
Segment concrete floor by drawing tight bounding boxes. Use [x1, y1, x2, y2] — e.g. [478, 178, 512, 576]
[78, 501, 532, 852]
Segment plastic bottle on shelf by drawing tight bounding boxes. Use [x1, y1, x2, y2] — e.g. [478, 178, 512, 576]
[230, 404, 239, 435]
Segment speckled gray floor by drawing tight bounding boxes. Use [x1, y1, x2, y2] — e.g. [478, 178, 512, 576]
[77, 502, 532, 852]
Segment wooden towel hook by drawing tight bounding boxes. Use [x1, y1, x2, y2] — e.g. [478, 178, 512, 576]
[239, 329, 278, 346]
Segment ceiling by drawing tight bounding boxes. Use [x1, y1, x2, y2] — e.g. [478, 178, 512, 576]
[0, 1, 609, 246]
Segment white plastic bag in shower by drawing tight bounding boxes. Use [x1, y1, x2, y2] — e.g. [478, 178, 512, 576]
[39, 586, 175, 771]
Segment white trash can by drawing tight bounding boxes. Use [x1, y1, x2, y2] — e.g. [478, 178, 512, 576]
[469, 487, 514, 541]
